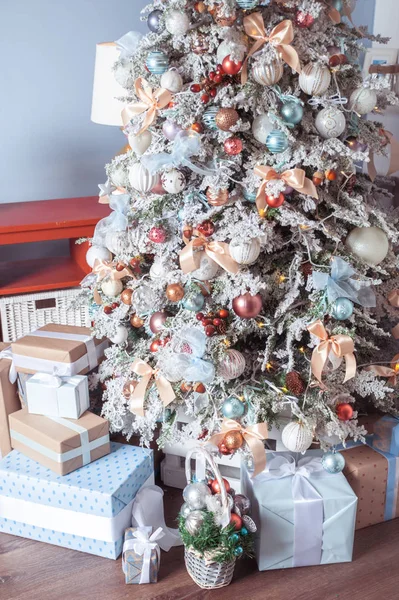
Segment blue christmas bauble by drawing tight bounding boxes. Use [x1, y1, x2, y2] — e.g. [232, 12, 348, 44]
[266, 129, 289, 154]
[330, 0, 343, 12]
[202, 107, 219, 130]
[236, 0, 259, 8]
[147, 9, 164, 33]
[230, 533, 240, 543]
[330, 297, 354, 320]
[240, 527, 248, 536]
[243, 189, 257, 203]
[221, 396, 245, 419]
[322, 451, 345, 474]
[234, 546, 244, 557]
[183, 293, 205, 311]
[146, 50, 169, 75]
[178, 208, 185, 221]
[281, 101, 304, 125]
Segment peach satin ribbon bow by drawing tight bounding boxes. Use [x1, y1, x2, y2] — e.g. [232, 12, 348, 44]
[209, 419, 268, 477]
[121, 77, 172, 135]
[368, 130, 399, 182]
[254, 166, 318, 211]
[242, 14, 301, 84]
[307, 320, 356, 387]
[92, 259, 132, 281]
[365, 354, 399, 387]
[388, 290, 399, 340]
[179, 236, 240, 275]
[129, 358, 176, 417]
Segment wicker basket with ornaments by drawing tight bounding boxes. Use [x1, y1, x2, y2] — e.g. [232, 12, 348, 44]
[179, 447, 256, 589]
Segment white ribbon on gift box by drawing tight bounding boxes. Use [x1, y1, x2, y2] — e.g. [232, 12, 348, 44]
[12, 330, 108, 376]
[122, 527, 164, 584]
[27, 372, 88, 418]
[254, 455, 332, 567]
[0, 346, 17, 383]
[10, 414, 109, 465]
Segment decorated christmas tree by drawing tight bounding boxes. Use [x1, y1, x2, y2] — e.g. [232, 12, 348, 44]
[80, 0, 399, 469]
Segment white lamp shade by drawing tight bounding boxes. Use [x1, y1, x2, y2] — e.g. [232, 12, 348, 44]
[91, 42, 126, 126]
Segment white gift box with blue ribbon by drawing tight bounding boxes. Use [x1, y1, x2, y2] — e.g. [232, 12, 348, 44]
[0, 442, 154, 559]
[241, 453, 357, 571]
[26, 373, 90, 419]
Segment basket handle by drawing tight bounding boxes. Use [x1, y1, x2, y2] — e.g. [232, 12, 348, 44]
[185, 446, 231, 527]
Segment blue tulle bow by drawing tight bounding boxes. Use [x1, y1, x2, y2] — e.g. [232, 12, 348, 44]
[93, 193, 130, 246]
[115, 31, 143, 60]
[164, 327, 215, 384]
[141, 131, 216, 176]
[313, 257, 376, 307]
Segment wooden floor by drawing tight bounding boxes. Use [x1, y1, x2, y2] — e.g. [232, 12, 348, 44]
[1, 483, 399, 600]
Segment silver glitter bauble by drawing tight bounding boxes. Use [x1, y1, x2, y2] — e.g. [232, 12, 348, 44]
[183, 482, 211, 510]
[330, 297, 354, 321]
[281, 101, 303, 125]
[322, 450, 345, 474]
[147, 9, 164, 33]
[180, 502, 192, 518]
[184, 510, 206, 535]
[349, 87, 377, 115]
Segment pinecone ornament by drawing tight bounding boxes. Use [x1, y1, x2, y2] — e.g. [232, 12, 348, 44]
[285, 371, 306, 396]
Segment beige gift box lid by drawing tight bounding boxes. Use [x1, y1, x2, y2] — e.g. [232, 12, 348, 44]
[0, 342, 21, 458]
[9, 408, 110, 476]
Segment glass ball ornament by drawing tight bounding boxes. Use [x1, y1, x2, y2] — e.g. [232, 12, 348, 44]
[234, 546, 244, 557]
[299, 63, 331, 96]
[222, 55, 243, 76]
[219, 349, 246, 381]
[345, 226, 389, 266]
[336, 402, 354, 421]
[109, 324, 128, 345]
[322, 450, 345, 474]
[162, 120, 182, 141]
[149, 310, 170, 333]
[161, 169, 186, 194]
[229, 237, 261, 265]
[252, 59, 284, 86]
[184, 510, 206, 535]
[160, 69, 183, 93]
[349, 87, 377, 116]
[230, 533, 240, 544]
[266, 130, 289, 154]
[147, 9, 163, 33]
[148, 226, 167, 244]
[330, 297, 354, 320]
[232, 292, 262, 319]
[183, 293, 205, 312]
[165, 9, 190, 36]
[86, 245, 112, 268]
[202, 107, 219, 130]
[330, 0, 343, 12]
[145, 50, 169, 75]
[224, 137, 243, 156]
[183, 482, 211, 510]
[221, 396, 245, 419]
[281, 421, 313, 453]
[101, 279, 123, 297]
[266, 193, 285, 208]
[240, 527, 248, 536]
[315, 106, 346, 139]
[191, 251, 220, 281]
[295, 11, 315, 28]
[252, 114, 273, 145]
[236, 0, 259, 7]
[281, 101, 303, 125]
[180, 502, 192, 518]
[243, 189, 257, 203]
[128, 162, 159, 194]
[216, 108, 239, 132]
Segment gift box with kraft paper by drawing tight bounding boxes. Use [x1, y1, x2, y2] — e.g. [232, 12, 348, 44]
[0, 343, 21, 458]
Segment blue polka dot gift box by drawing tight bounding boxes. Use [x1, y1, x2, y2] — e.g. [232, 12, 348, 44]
[0, 442, 154, 559]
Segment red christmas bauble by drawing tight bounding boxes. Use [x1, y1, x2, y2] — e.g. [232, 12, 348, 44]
[229, 513, 243, 531]
[329, 54, 341, 68]
[197, 219, 215, 237]
[222, 55, 243, 76]
[232, 292, 262, 319]
[336, 403, 354, 421]
[218, 441, 232, 455]
[295, 11, 315, 28]
[210, 477, 231, 495]
[150, 336, 170, 353]
[148, 226, 167, 243]
[224, 137, 243, 156]
[266, 193, 285, 208]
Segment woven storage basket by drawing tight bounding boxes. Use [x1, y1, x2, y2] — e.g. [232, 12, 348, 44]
[183, 447, 236, 589]
[0, 288, 90, 342]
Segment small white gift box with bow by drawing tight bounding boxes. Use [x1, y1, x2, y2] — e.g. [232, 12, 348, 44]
[26, 372, 90, 419]
[122, 526, 164, 584]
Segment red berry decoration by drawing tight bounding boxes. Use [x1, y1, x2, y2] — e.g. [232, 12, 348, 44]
[212, 318, 222, 327]
[196, 312, 204, 321]
[210, 477, 231, 495]
[150, 337, 170, 353]
[205, 324, 216, 337]
[202, 318, 212, 327]
[111, 302, 119, 309]
[222, 55, 243, 76]
[190, 83, 201, 93]
[148, 226, 167, 244]
[214, 73, 223, 84]
[201, 93, 210, 104]
[229, 513, 243, 531]
[295, 11, 315, 28]
[197, 219, 215, 237]
[224, 137, 243, 156]
[210, 88, 217, 98]
[194, 382, 206, 393]
[329, 55, 341, 68]
[103, 305, 113, 315]
[219, 308, 229, 319]
[216, 64, 225, 74]
[219, 441, 232, 455]
[266, 193, 285, 208]
[336, 403, 354, 421]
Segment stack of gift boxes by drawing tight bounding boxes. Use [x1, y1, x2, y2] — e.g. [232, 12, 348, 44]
[0, 324, 156, 568]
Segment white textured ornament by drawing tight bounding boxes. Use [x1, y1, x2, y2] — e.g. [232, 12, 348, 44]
[219, 349, 246, 381]
[101, 278, 123, 297]
[105, 230, 127, 255]
[315, 106, 346, 139]
[86, 245, 112, 268]
[160, 69, 183, 93]
[229, 238, 261, 265]
[128, 162, 160, 194]
[349, 87, 377, 115]
[217, 37, 247, 64]
[299, 63, 331, 96]
[191, 251, 220, 281]
[252, 114, 273, 145]
[150, 259, 168, 280]
[281, 421, 313, 453]
[345, 226, 389, 266]
[161, 169, 186, 194]
[128, 130, 152, 156]
[110, 164, 128, 188]
[165, 10, 190, 35]
[109, 324, 128, 344]
[252, 59, 284, 86]
[114, 62, 134, 89]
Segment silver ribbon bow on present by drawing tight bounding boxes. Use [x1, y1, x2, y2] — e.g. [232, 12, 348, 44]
[115, 31, 143, 60]
[33, 372, 63, 388]
[141, 131, 216, 177]
[163, 327, 215, 384]
[313, 257, 376, 308]
[122, 527, 164, 584]
[0, 346, 17, 383]
[93, 192, 131, 246]
[255, 454, 332, 567]
[308, 93, 348, 108]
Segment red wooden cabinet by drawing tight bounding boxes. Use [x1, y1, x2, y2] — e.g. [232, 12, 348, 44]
[0, 197, 110, 295]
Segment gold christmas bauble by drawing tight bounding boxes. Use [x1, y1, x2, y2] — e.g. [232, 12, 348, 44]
[215, 108, 239, 132]
[224, 430, 244, 450]
[206, 187, 229, 206]
[166, 283, 185, 302]
[120, 288, 133, 305]
[122, 379, 138, 399]
[130, 314, 144, 328]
